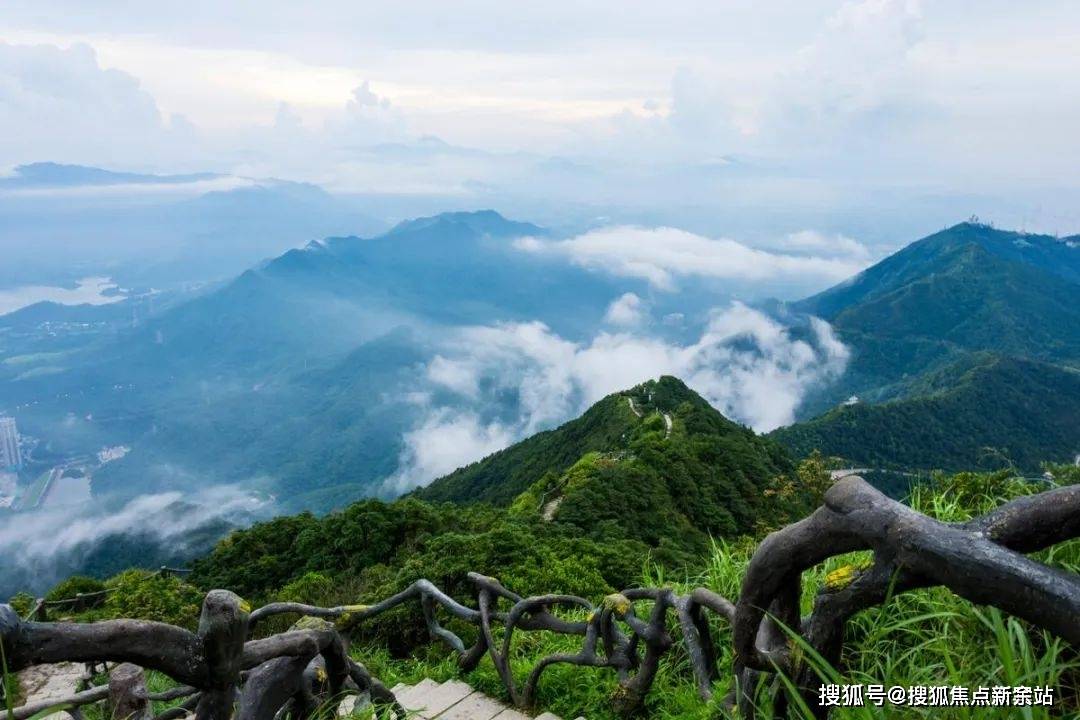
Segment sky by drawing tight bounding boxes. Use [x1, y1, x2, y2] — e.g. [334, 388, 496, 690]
[3, 0, 1080, 235]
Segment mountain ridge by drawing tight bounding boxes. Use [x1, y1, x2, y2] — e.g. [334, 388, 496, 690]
[778, 221, 1080, 469]
[417, 376, 798, 545]
[771, 353, 1080, 471]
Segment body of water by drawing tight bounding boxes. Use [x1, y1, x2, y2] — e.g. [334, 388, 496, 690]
[0, 277, 126, 316]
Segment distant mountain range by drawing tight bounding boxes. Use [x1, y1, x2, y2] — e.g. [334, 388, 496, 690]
[2, 214, 1077, 519]
[0, 162, 223, 188]
[773, 222, 1080, 471]
[1, 211, 641, 510]
[0, 163, 386, 288]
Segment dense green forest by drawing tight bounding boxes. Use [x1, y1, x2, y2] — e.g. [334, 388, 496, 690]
[771, 353, 1080, 471]
[417, 376, 793, 510]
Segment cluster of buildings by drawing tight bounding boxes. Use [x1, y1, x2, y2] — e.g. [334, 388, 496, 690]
[0, 416, 22, 470]
[0, 417, 19, 509]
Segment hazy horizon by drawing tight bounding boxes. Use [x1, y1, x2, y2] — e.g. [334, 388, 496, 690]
[3, 0, 1080, 256]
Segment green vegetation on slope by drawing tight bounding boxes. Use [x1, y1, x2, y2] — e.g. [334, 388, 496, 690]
[798, 222, 1080, 332]
[365, 470, 1079, 720]
[114, 377, 794, 653]
[771, 354, 1080, 471]
[417, 376, 793, 511]
[794, 222, 1080, 415]
[18, 467, 1080, 719]
[781, 222, 1080, 471]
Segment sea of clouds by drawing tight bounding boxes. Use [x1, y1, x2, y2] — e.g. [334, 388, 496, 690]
[385, 300, 849, 493]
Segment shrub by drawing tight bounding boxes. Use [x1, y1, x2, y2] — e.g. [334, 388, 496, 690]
[45, 575, 106, 604]
[275, 572, 336, 606]
[6, 592, 34, 618]
[103, 570, 203, 629]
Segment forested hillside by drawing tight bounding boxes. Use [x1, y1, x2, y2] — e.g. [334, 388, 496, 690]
[771, 354, 1080, 470]
[794, 222, 1080, 411]
[417, 376, 791, 510]
[187, 377, 802, 614]
[780, 222, 1080, 469]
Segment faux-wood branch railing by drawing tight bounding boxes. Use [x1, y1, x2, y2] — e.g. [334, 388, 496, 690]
[2, 476, 1078, 720]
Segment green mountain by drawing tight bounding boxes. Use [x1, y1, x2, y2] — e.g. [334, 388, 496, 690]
[799, 222, 1075, 405]
[795, 222, 1080, 408]
[797, 222, 1080, 323]
[419, 376, 797, 544]
[187, 376, 801, 611]
[771, 354, 1080, 471]
[777, 222, 1080, 470]
[1, 211, 634, 508]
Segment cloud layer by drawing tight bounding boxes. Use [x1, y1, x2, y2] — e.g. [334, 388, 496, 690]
[385, 302, 849, 492]
[0, 485, 270, 594]
[4, 0, 1080, 232]
[515, 227, 871, 290]
[604, 292, 646, 326]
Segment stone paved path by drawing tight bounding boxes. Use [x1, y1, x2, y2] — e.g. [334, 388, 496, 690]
[340, 678, 584, 720]
[15, 662, 86, 720]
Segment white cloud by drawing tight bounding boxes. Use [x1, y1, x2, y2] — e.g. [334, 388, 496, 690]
[604, 292, 647, 326]
[0, 484, 270, 591]
[0, 175, 256, 199]
[515, 226, 870, 291]
[775, 230, 871, 260]
[3, 0, 1080, 230]
[0, 41, 185, 168]
[386, 303, 849, 491]
[383, 408, 515, 495]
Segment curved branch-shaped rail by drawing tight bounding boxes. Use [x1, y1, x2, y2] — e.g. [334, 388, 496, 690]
[731, 476, 1080, 718]
[1, 593, 404, 720]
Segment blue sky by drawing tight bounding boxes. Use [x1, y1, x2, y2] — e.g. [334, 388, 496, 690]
[2, 0, 1080, 235]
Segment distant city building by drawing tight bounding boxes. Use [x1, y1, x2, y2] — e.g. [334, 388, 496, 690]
[0, 471, 15, 506]
[0, 417, 22, 469]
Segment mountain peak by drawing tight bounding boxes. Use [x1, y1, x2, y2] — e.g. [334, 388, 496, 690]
[2, 162, 221, 188]
[624, 376, 714, 415]
[797, 221, 1080, 321]
[386, 210, 545, 239]
[416, 375, 775, 507]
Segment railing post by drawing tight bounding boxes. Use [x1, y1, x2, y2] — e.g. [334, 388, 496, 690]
[108, 663, 152, 720]
[194, 590, 250, 720]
